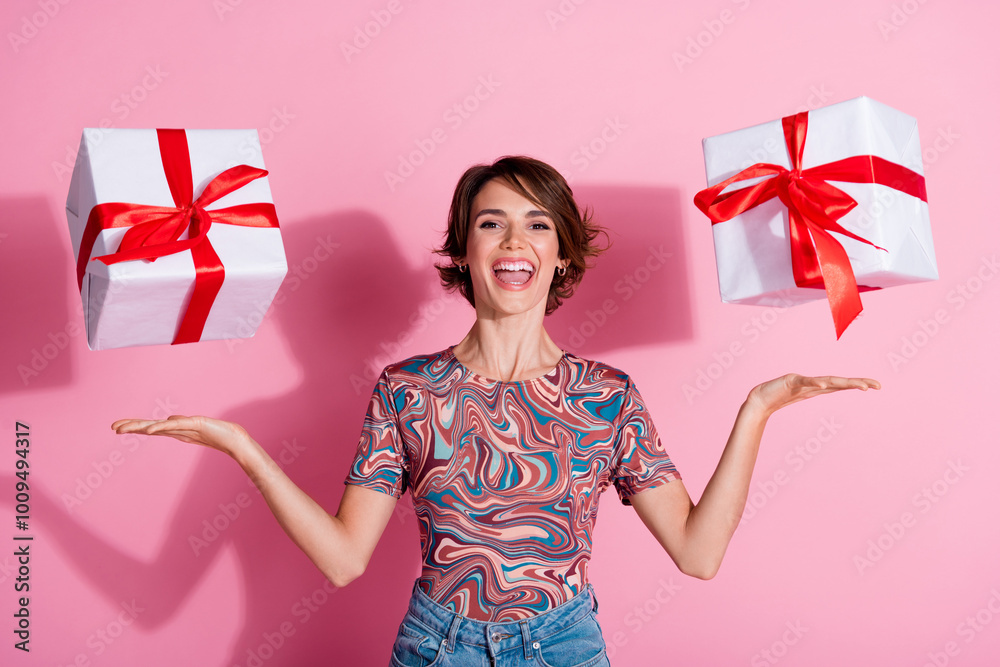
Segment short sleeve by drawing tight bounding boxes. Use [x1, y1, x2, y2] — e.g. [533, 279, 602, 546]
[344, 369, 409, 498]
[611, 376, 680, 505]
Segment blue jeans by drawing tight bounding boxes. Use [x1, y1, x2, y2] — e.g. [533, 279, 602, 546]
[389, 582, 611, 667]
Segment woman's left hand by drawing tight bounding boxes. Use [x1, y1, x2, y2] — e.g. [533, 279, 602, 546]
[747, 374, 881, 418]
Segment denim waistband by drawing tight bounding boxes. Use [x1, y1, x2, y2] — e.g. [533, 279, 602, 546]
[404, 582, 598, 655]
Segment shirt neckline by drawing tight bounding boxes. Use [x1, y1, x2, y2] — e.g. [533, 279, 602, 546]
[446, 345, 568, 385]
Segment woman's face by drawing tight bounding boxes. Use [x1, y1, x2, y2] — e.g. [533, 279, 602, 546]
[462, 178, 566, 319]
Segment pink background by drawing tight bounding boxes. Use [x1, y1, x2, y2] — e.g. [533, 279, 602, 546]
[2, 1, 998, 665]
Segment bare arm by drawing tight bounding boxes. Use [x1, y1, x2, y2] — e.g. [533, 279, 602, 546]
[629, 374, 880, 580]
[112, 416, 397, 587]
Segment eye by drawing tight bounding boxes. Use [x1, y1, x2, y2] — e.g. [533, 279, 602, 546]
[479, 220, 500, 229]
[529, 222, 551, 230]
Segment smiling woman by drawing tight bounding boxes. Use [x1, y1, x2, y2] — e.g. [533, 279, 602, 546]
[112, 155, 880, 667]
[434, 156, 606, 317]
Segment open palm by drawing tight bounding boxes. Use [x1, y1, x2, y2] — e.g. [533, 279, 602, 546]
[111, 415, 251, 457]
[747, 374, 880, 417]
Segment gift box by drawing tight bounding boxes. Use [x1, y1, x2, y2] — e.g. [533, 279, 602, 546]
[695, 96, 937, 337]
[65, 128, 287, 350]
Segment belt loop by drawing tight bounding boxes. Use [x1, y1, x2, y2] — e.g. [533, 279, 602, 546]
[591, 586, 599, 614]
[519, 620, 533, 660]
[446, 614, 461, 654]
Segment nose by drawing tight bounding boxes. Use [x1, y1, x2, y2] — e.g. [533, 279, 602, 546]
[501, 223, 526, 249]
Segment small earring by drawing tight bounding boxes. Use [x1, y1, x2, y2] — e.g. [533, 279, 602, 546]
[557, 265, 567, 276]
[458, 263, 468, 273]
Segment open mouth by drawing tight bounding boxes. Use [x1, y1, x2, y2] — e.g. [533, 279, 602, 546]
[492, 259, 535, 285]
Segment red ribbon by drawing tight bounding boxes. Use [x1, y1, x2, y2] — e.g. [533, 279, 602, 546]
[694, 112, 927, 338]
[76, 129, 280, 345]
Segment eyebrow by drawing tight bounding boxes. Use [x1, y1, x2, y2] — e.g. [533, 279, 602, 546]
[474, 208, 551, 220]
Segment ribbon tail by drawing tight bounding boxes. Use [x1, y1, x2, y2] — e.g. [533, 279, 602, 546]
[77, 209, 103, 290]
[172, 239, 226, 345]
[787, 209, 824, 289]
[811, 225, 863, 339]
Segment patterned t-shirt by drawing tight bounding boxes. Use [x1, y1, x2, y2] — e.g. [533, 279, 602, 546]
[344, 346, 680, 621]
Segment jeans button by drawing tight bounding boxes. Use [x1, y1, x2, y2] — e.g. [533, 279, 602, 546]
[492, 633, 502, 642]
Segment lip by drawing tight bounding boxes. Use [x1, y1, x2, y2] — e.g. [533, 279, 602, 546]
[490, 256, 537, 290]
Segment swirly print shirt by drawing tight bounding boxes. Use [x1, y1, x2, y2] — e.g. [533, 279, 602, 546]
[345, 347, 680, 622]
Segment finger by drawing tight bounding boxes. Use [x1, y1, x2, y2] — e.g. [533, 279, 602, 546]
[143, 417, 199, 435]
[852, 378, 882, 391]
[789, 375, 833, 392]
[831, 377, 880, 391]
[112, 419, 163, 433]
[802, 376, 880, 391]
[113, 417, 197, 436]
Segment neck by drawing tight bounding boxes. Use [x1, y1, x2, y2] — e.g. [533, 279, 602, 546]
[452, 308, 563, 383]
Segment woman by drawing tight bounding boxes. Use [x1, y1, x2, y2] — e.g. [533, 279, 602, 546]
[114, 156, 879, 666]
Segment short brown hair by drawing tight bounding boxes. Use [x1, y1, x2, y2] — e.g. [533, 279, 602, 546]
[434, 156, 607, 315]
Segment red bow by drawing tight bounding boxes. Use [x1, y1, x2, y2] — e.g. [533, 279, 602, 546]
[77, 129, 280, 344]
[695, 112, 927, 338]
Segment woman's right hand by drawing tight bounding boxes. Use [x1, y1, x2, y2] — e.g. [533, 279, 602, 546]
[111, 415, 253, 459]
[115, 414, 397, 588]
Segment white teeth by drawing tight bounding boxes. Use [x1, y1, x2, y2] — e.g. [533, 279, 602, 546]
[493, 260, 534, 273]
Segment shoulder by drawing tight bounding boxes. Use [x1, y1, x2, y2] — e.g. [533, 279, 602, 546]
[380, 348, 461, 388]
[561, 351, 634, 391]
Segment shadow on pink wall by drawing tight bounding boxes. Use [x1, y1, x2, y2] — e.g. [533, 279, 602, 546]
[35, 184, 693, 665]
[36, 211, 429, 665]
[548, 186, 692, 353]
[1, 197, 75, 394]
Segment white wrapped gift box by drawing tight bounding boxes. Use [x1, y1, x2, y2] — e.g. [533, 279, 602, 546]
[65, 128, 287, 350]
[700, 96, 937, 313]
